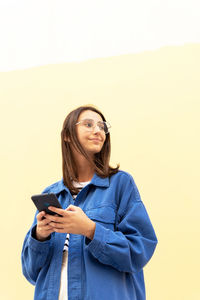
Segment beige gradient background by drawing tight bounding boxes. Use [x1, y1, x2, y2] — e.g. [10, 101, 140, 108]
[0, 43, 200, 299]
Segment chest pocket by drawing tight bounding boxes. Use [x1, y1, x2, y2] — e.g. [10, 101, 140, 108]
[85, 206, 116, 230]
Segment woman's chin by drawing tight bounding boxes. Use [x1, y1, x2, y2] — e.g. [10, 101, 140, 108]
[86, 147, 102, 156]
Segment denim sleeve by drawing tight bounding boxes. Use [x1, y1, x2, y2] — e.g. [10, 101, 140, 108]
[21, 215, 53, 285]
[85, 178, 158, 273]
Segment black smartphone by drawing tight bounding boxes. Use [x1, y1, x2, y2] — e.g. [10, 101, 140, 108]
[31, 193, 62, 216]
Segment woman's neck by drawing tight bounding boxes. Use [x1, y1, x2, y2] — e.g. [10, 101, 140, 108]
[77, 169, 94, 182]
[75, 154, 95, 182]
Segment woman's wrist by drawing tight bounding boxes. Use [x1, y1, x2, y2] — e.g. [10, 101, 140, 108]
[35, 226, 50, 242]
[85, 220, 96, 240]
[36, 233, 49, 242]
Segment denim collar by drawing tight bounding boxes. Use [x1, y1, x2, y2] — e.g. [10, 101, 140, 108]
[50, 173, 109, 194]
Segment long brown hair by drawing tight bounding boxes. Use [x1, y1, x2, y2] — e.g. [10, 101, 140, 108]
[61, 105, 119, 194]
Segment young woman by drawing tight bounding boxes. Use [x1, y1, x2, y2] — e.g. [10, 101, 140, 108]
[21, 105, 158, 300]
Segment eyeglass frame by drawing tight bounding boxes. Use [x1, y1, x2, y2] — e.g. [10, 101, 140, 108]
[75, 118, 111, 134]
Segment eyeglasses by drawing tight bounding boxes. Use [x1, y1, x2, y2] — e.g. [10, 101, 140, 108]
[75, 118, 111, 134]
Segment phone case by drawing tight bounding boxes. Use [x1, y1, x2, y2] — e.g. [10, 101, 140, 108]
[31, 193, 62, 215]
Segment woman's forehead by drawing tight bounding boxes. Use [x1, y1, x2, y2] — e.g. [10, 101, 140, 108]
[78, 110, 103, 122]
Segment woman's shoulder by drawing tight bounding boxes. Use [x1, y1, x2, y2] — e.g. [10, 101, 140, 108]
[110, 170, 137, 186]
[109, 170, 141, 202]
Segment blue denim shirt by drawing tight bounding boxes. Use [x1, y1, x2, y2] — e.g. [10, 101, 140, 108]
[21, 171, 157, 300]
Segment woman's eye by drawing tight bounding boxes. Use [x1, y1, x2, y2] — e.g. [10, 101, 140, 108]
[99, 125, 104, 130]
[97, 122, 105, 131]
[85, 122, 93, 128]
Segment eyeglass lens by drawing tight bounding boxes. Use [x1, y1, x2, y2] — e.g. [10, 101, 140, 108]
[82, 119, 109, 134]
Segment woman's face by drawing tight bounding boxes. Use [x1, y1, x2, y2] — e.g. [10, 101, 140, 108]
[75, 110, 106, 157]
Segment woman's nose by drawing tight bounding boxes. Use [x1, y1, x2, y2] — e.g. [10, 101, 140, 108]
[93, 124, 101, 133]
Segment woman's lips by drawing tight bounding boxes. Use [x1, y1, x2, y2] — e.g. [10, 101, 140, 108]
[89, 138, 101, 142]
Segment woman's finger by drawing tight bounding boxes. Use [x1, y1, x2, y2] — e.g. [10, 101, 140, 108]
[66, 204, 77, 211]
[49, 221, 65, 229]
[40, 217, 52, 226]
[48, 206, 65, 216]
[42, 224, 55, 231]
[44, 213, 65, 223]
[36, 211, 46, 221]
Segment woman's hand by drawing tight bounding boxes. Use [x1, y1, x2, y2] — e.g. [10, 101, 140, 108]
[35, 211, 55, 241]
[45, 205, 96, 240]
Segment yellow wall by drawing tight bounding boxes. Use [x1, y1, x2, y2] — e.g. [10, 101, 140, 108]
[0, 43, 199, 300]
